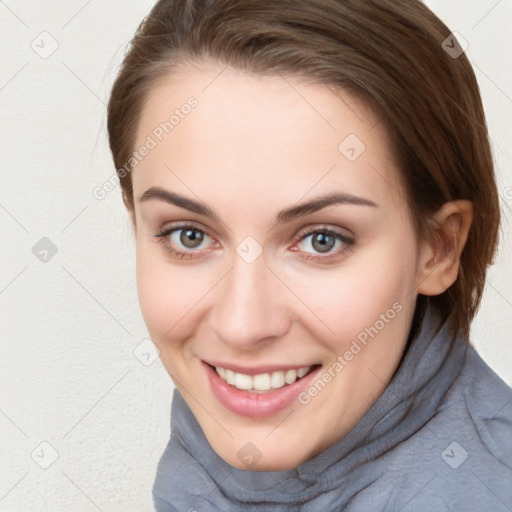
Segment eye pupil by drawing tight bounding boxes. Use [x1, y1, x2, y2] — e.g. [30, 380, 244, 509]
[312, 233, 335, 253]
[181, 228, 204, 248]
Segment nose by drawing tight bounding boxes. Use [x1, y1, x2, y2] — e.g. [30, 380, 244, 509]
[209, 250, 291, 350]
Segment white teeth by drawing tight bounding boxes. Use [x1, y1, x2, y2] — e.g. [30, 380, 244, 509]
[270, 371, 285, 389]
[297, 367, 309, 378]
[235, 373, 253, 390]
[284, 369, 297, 384]
[215, 365, 312, 392]
[253, 373, 271, 391]
[225, 369, 236, 385]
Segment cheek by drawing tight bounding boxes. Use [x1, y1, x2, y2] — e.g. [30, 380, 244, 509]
[291, 237, 418, 347]
[135, 242, 217, 346]
[135, 243, 188, 342]
[136, 256, 166, 340]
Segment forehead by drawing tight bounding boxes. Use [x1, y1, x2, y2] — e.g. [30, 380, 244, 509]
[132, 62, 406, 212]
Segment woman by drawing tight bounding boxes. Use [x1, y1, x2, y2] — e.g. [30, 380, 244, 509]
[107, 0, 512, 510]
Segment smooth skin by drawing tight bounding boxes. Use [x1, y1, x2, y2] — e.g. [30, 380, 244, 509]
[129, 61, 473, 471]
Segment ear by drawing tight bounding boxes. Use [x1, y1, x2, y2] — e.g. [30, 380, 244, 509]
[416, 200, 473, 296]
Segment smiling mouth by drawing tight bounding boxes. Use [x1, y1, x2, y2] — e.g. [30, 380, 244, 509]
[208, 364, 321, 393]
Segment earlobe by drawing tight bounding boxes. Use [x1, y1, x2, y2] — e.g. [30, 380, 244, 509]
[416, 200, 473, 296]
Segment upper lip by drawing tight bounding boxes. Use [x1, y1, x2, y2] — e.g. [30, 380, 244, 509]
[203, 360, 320, 376]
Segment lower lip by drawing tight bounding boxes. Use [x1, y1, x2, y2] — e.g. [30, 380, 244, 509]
[204, 362, 322, 418]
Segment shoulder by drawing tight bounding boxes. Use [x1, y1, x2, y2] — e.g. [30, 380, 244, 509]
[382, 345, 512, 511]
[460, 345, 512, 467]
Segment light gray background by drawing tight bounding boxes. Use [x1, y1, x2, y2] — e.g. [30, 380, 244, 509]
[0, 1, 510, 511]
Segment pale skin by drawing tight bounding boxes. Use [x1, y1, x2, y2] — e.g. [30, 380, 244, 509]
[129, 61, 473, 471]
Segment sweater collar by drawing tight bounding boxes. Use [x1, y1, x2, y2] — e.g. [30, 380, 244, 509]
[157, 301, 468, 503]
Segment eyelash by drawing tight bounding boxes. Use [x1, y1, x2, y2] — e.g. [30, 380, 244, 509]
[153, 222, 355, 262]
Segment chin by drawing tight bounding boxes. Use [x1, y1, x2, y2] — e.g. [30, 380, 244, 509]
[210, 436, 315, 472]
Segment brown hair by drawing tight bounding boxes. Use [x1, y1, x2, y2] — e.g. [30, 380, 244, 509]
[107, 0, 500, 339]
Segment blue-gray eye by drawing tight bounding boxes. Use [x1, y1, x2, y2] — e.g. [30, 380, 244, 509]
[177, 228, 205, 249]
[298, 229, 352, 255]
[309, 232, 337, 253]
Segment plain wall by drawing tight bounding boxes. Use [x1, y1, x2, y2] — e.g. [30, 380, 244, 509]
[0, 1, 510, 510]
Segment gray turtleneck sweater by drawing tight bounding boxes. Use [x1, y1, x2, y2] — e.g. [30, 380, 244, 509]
[152, 305, 512, 511]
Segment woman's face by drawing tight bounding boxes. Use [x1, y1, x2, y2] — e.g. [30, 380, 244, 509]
[131, 61, 431, 470]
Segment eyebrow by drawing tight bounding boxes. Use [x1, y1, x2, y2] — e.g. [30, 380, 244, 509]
[138, 186, 378, 224]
